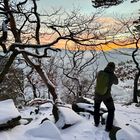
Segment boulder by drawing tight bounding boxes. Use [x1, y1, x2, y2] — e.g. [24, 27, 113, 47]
[26, 120, 62, 140]
[52, 105, 83, 129]
[72, 97, 108, 123]
[0, 99, 21, 130]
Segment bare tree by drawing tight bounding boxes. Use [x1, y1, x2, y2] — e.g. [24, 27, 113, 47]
[132, 39, 140, 103]
[0, 0, 61, 101]
[57, 44, 99, 103]
[0, 0, 110, 102]
[113, 16, 140, 103]
[131, 17, 140, 103]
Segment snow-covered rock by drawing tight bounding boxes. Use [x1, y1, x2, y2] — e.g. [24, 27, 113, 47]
[54, 106, 84, 129]
[0, 99, 21, 130]
[26, 120, 62, 140]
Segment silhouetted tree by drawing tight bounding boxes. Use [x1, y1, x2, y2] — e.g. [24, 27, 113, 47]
[91, 0, 139, 8]
[131, 17, 140, 103]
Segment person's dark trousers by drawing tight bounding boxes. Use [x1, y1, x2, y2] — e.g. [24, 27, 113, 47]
[94, 97, 115, 131]
[103, 97, 115, 131]
[94, 101, 101, 126]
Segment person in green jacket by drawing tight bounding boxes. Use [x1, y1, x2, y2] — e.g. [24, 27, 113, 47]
[94, 62, 118, 132]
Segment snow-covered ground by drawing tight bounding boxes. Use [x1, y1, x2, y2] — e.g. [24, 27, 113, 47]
[0, 99, 140, 140]
[0, 48, 140, 140]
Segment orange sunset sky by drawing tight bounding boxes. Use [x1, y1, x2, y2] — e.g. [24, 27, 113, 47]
[1, 1, 139, 52]
[39, 16, 139, 51]
[37, 0, 140, 51]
